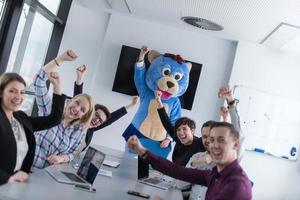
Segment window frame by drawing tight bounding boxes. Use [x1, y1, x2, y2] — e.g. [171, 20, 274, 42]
[0, 0, 73, 74]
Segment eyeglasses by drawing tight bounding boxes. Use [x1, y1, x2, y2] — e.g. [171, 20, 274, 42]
[94, 111, 104, 124]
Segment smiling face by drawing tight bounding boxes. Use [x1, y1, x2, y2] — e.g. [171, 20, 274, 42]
[90, 109, 108, 127]
[0, 80, 25, 113]
[176, 124, 195, 145]
[64, 96, 90, 121]
[201, 126, 210, 150]
[208, 126, 239, 171]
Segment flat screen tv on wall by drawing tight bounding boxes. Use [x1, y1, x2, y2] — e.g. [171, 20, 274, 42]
[112, 45, 202, 110]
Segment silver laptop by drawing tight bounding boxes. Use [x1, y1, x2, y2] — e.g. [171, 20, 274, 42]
[137, 157, 174, 190]
[46, 147, 105, 187]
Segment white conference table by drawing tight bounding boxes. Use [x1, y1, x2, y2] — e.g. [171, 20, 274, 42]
[0, 145, 183, 200]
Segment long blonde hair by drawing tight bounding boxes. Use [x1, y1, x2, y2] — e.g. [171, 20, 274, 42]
[63, 93, 94, 129]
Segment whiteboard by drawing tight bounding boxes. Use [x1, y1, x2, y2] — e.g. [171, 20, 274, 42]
[233, 85, 300, 160]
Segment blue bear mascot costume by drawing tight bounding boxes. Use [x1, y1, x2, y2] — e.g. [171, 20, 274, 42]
[122, 46, 192, 158]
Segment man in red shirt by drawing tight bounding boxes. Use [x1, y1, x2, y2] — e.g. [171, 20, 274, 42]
[127, 121, 252, 200]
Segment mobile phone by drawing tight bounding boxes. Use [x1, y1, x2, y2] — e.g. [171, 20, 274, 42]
[73, 185, 96, 193]
[127, 190, 150, 199]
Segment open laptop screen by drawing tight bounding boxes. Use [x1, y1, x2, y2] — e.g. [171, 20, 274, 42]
[77, 147, 105, 184]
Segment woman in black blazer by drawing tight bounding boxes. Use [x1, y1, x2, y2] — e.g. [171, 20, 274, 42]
[0, 70, 65, 185]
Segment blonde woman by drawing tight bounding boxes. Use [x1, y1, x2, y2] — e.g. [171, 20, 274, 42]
[33, 50, 94, 169]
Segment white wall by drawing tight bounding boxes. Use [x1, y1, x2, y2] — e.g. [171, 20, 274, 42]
[57, 0, 111, 96]
[230, 41, 300, 200]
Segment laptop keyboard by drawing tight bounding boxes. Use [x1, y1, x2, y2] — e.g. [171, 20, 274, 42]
[61, 171, 85, 183]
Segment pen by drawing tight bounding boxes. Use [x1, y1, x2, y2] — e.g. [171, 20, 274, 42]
[254, 148, 265, 153]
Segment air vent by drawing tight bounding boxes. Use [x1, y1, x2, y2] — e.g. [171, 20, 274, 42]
[181, 16, 223, 31]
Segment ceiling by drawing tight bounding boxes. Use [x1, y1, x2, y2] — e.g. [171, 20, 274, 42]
[104, 0, 300, 52]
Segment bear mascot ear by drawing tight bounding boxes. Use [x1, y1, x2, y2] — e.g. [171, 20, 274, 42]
[185, 62, 192, 72]
[147, 50, 160, 63]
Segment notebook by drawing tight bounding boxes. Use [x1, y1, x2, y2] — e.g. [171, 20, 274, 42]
[46, 147, 105, 187]
[137, 157, 174, 190]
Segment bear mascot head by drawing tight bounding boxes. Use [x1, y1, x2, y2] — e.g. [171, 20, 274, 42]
[145, 51, 191, 99]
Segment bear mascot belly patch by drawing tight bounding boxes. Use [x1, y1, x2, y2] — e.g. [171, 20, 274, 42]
[122, 46, 192, 158]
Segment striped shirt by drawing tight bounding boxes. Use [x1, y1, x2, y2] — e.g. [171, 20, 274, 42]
[33, 69, 86, 169]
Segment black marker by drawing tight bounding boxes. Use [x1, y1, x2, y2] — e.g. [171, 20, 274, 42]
[127, 190, 150, 199]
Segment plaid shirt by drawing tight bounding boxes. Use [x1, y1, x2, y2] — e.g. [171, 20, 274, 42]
[33, 69, 85, 169]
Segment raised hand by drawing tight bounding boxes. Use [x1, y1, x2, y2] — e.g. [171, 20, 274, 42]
[76, 64, 87, 85]
[127, 135, 147, 156]
[43, 50, 78, 73]
[48, 72, 60, 86]
[55, 50, 78, 65]
[155, 90, 164, 108]
[160, 138, 171, 148]
[125, 96, 140, 112]
[219, 106, 230, 122]
[138, 46, 149, 62]
[60, 50, 78, 61]
[76, 64, 87, 76]
[218, 85, 234, 102]
[48, 72, 61, 94]
[8, 171, 29, 182]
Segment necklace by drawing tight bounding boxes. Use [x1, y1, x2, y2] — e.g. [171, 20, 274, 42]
[11, 118, 22, 140]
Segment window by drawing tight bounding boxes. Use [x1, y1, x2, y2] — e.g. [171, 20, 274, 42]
[0, 0, 7, 26]
[6, 3, 54, 87]
[38, 0, 61, 15]
[0, 0, 72, 89]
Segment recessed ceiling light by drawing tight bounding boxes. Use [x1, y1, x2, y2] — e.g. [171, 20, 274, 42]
[260, 22, 300, 51]
[181, 16, 223, 31]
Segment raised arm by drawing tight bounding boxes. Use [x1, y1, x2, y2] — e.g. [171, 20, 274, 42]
[34, 50, 78, 116]
[30, 72, 65, 131]
[73, 64, 87, 96]
[155, 90, 177, 141]
[227, 97, 244, 161]
[218, 85, 244, 160]
[125, 96, 139, 112]
[43, 50, 78, 74]
[169, 98, 182, 125]
[219, 106, 230, 122]
[33, 69, 55, 116]
[218, 86, 241, 132]
[92, 96, 139, 131]
[134, 46, 150, 98]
